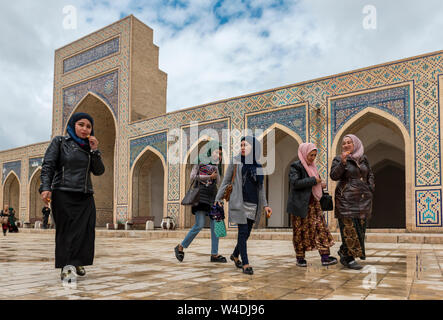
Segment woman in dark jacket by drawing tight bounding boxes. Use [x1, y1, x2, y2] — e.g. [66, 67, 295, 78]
[40, 112, 105, 280]
[175, 141, 227, 263]
[287, 143, 336, 267]
[330, 134, 375, 270]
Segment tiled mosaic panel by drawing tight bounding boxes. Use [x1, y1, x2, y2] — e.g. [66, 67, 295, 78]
[62, 70, 119, 128]
[416, 189, 442, 227]
[2, 161, 21, 184]
[116, 206, 128, 224]
[331, 85, 410, 140]
[64, 37, 120, 73]
[28, 158, 43, 181]
[129, 132, 167, 168]
[246, 105, 306, 141]
[167, 203, 180, 227]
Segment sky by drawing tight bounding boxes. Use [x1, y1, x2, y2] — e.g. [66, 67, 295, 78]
[1, 0, 443, 150]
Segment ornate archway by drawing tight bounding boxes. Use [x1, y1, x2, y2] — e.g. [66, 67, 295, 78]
[331, 108, 411, 230]
[130, 146, 166, 228]
[3, 172, 20, 217]
[65, 92, 117, 227]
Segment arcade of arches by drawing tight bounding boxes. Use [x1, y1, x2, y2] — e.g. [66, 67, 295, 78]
[0, 15, 441, 234]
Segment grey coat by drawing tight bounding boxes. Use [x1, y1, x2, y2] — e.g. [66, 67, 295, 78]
[215, 161, 268, 227]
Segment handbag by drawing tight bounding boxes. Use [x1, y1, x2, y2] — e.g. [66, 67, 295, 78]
[222, 164, 237, 201]
[209, 203, 225, 221]
[320, 190, 333, 211]
[181, 178, 200, 206]
[214, 220, 227, 238]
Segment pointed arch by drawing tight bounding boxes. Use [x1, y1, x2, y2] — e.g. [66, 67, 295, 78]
[66, 91, 117, 227]
[329, 107, 411, 230]
[256, 122, 304, 146]
[2, 171, 21, 217]
[28, 167, 43, 222]
[129, 145, 167, 225]
[63, 91, 118, 135]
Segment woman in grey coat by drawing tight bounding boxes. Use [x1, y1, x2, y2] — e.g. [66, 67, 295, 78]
[215, 136, 272, 275]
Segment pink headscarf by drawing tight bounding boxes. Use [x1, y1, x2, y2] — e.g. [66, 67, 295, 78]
[298, 143, 323, 201]
[344, 134, 364, 161]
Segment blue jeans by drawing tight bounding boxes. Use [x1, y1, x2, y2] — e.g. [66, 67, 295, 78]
[233, 219, 255, 266]
[181, 211, 219, 255]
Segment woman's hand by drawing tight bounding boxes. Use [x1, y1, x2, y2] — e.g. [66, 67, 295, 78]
[210, 171, 218, 179]
[341, 151, 350, 164]
[316, 177, 322, 184]
[41, 191, 52, 205]
[88, 136, 99, 151]
[214, 201, 223, 207]
[265, 207, 272, 218]
[321, 182, 327, 189]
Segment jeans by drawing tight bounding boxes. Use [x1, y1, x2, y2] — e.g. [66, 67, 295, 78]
[181, 211, 219, 255]
[233, 219, 254, 266]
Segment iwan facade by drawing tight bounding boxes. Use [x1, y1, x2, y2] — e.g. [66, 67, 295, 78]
[0, 15, 442, 233]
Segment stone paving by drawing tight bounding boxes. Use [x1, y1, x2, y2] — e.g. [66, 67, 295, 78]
[0, 232, 442, 300]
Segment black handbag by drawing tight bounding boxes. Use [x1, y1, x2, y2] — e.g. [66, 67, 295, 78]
[181, 178, 200, 206]
[320, 190, 333, 211]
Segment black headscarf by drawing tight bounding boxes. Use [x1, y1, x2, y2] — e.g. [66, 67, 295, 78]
[67, 112, 94, 151]
[239, 136, 264, 205]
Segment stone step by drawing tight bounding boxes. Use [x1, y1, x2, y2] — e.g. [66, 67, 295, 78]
[17, 228, 443, 244]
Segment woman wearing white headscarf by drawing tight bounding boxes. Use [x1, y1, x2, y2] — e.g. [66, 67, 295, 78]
[330, 134, 375, 270]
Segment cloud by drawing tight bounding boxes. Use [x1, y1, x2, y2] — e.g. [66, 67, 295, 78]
[1, 0, 443, 151]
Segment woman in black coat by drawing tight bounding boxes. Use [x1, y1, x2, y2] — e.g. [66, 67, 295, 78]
[286, 143, 336, 267]
[40, 112, 105, 281]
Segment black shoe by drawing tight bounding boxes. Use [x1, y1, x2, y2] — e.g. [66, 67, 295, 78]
[360, 256, 366, 260]
[243, 267, 253, 275]
[76, 266, 86, 277]
[230, 255, 242, 268]
[174, 245, 184, 262]
[322, 256, 338, 266]
[211, 255, 227, 263]
[296, 259, 307, 267]
[346, 260, 363, 270]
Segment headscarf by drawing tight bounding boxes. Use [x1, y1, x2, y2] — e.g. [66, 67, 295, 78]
[193, 140, 223, 175]
[344, 134, 364, 161]
[67, 112, 94, 151]
[298, 142, 322, 201]
[240, 136, 264, 186]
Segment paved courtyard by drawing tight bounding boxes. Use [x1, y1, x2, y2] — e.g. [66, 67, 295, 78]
[1, 232, 442, 300]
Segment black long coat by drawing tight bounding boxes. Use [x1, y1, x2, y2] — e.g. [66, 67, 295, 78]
[330, 155, 375, 219]
[286, 160, 318, 218]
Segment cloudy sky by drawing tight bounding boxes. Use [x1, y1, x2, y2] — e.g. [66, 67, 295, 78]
[1, 0, 443, 150]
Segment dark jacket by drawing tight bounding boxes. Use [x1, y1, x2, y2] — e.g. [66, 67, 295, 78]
[286, 160, 318, 218]
[330, 155, 375, 219]
[39, 136, 105, 194]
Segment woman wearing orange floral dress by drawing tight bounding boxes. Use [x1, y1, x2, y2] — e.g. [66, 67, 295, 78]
[286, 143, 337, 267]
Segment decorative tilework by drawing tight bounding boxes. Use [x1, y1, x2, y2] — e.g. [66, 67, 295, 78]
[416, 189, 442, 227]
[129, 132, 167, 168]
[116, 206, 128, 224]
[2, 161, 21, 184]
[63, 37, 120, 73]
[331, 85, 410, 140]
[28, 158, 43, 181]
[167, 203, 180, 227]
[245, 105, 307, 142]
[62, 70, 119, 128]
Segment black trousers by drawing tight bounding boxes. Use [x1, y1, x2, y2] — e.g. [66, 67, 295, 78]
[233, 219, 254, 265]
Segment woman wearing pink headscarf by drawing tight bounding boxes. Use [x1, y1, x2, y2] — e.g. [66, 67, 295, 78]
[286, 143, 336, 267]
[330, 134, 375, 270]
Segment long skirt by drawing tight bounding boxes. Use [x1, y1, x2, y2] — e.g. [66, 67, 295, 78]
[52, 190, 96, 269]
[337, 217, 367, 258]
[291, 199, 335, 259]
